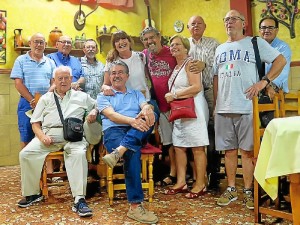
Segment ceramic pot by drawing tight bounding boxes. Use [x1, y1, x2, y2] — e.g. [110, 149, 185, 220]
[48, 27, 63, 47]
[74, 33, 86, 49]
[14, 29, 23, 47]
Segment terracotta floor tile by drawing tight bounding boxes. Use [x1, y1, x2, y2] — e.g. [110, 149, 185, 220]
[0, 166, 292, 224]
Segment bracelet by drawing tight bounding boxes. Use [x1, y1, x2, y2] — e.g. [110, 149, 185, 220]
[172, 92, 178, 99]
[29, 99, 35, 103]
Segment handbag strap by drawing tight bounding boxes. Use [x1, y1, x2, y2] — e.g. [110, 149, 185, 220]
[251, 36, 265, 80]
[54, 93, 64, 124]
[169, 57, 191, 91]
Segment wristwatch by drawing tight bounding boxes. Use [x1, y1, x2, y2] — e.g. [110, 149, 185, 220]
[261, 76, 271, 84]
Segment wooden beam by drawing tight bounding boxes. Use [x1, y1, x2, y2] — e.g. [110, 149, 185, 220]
[230, 0, 253, 36]
[0, 69, 12, 74]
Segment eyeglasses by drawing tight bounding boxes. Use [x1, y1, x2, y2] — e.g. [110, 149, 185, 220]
[84, 45, 97, 49]
[259, 26, 277, 31]
[141, 35, 156, 42]
[32, 40, 45, 45]
[58, 40, 72, 45]
[223, 16, 244, 23]
[110, 70, 126, 76]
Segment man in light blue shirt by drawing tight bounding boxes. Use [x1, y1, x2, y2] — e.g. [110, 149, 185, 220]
[10, 33, 55, 148]
[259, 16, 292, 95]
[98, 60, 158, 224]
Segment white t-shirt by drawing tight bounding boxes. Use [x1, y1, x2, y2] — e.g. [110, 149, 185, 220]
[213, 36, 280, 114]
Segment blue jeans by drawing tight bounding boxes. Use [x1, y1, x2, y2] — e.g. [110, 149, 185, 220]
[103, 122, 155, 203]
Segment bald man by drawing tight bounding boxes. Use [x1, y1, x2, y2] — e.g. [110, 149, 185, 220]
[187, 15, 220, 190]
[11, 33, 56, 149]
[213, 10, 286, 209]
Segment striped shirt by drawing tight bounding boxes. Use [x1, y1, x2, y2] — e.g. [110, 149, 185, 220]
[189, 36, 219, 89]
[10, 52, 55, 95]
[80, 56, 105, 99]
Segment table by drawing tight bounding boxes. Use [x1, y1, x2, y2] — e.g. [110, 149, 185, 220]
[254, 116, 300, 224]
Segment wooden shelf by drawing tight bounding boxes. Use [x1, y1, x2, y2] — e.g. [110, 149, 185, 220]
[96, 34, 144, 53]
[14, 47, 85, 57]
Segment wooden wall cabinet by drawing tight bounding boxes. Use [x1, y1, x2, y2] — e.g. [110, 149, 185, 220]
[14, 47, 85, 57]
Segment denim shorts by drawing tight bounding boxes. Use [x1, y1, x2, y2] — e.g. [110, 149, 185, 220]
[18, 97, 34, 142]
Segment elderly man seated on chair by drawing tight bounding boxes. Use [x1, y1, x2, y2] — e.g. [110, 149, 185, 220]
[99, 60, 158, 224]
[18, 65, 98, 217]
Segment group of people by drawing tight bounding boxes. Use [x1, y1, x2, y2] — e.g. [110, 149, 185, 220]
[10, 9, 290, 224]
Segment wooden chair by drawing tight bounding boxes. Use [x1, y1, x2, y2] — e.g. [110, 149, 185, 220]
[253, 95, 293, 223]
[40, 150, 67, 199]
[279, 90, 300, 117]
[106, 143, 162, 205]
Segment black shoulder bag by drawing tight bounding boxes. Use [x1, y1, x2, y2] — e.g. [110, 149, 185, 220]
[251, 36, 274, 128]
[54, 93, 84, 142]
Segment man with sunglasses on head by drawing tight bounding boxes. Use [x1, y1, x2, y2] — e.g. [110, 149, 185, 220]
[11, 33, 56, 149]
[213, 10, 286, 209]
[259, 16, 291, 97]
[48, 35, 84, 91]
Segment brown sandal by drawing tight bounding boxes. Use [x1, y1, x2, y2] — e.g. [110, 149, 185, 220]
[164, 184, 188, 195]
[185, 186, 207, 199]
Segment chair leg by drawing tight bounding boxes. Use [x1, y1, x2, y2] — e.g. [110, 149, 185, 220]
[254, 180, 262, 223]
[148, 155, 154, 203]
[40, 162, 49, 200]
[107, 166, 114, 206]
[290, 173, 300, 225]
[98, 145, 107, 189]
[141, 156, 147, 182]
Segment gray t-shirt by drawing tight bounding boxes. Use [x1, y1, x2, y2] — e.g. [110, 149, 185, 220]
[213, 36, 280, 114]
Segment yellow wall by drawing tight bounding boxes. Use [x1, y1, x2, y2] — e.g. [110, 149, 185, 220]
[160, 0, 299, 61]
[159, 0, 230, 43]
[0, 0, 160, 69]
[251, 2, 300, 61]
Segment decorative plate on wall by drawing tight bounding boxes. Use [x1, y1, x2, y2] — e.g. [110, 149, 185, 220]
[174, 20, 184, 33]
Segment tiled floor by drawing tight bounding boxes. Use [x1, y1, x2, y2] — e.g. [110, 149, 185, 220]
[0, 165, 292, 224]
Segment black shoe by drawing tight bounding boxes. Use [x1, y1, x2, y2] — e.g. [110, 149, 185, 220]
[72, 198, 93, 217]
[207, 173, 220, 191]
[18, 194, 43, 208]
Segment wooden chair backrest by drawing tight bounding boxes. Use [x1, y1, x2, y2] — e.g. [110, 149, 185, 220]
[252, 95, 280, 158]
[279, 90, 300, 117]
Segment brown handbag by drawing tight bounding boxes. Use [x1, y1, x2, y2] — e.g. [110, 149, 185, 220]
[168, 57, 197, 122]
